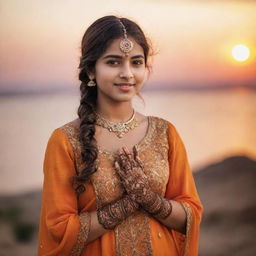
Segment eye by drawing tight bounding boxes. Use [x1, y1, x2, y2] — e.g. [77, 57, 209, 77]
[133, 60, 144, 65]
[106, 60, 120, 65]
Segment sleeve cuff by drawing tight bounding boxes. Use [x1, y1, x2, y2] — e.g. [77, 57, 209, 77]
[180, 201, 193, 256]
[70, 212, 91, 256]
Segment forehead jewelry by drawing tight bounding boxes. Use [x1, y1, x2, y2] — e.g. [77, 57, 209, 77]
[118, 19, 134, 57]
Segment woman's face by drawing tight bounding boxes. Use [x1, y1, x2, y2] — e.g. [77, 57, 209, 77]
[93, 37, 147, 104]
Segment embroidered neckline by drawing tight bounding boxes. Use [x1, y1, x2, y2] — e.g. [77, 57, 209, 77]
[97, 116, 153, 157]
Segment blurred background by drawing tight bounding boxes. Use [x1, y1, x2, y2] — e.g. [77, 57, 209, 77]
[0, 0, 255, 255]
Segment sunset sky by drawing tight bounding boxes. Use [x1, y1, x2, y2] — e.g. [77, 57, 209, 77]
[0, 0, 256, 92]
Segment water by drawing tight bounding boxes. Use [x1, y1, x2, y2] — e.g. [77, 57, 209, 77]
[0, 88, 255, 195]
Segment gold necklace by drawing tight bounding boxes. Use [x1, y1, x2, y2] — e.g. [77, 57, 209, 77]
[95, 110, 139, 138]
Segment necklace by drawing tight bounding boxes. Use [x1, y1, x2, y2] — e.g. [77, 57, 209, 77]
[95, 110, 139, 138]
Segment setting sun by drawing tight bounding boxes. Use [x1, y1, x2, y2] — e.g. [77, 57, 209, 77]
[232, 44, 250, 62]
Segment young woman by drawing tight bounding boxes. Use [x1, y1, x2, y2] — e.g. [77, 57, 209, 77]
[38, 15, 203, 256]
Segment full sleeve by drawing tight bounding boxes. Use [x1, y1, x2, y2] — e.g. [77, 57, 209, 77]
[165, 122, 203, 256]
[37, 128, 91, 256]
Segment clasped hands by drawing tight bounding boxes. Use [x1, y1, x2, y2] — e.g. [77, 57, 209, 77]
[97, 146, 153, 230]
[97, 146, 172, 230]
[114, 146, 172, 219]
[114, 146, 154, 206]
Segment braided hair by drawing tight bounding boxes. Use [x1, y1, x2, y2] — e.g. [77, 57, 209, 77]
[73, 15, 152, 194]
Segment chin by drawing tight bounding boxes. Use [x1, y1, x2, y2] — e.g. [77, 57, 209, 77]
[113, 94, 134, 103]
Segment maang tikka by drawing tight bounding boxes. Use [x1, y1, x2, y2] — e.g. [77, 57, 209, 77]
[118, 19, 134, 57]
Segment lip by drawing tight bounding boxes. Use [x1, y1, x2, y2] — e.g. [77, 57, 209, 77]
[114, 83, 134, 92]
[114, 83, 135, 86]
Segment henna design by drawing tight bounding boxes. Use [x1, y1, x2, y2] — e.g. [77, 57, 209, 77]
[97, 194, 139, 230]
[114, 146, 172, 219]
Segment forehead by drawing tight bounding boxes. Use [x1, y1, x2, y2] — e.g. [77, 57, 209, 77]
[102, 37, 144, 57]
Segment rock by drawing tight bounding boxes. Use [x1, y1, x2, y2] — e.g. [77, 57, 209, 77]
[194, 155, 256, 256]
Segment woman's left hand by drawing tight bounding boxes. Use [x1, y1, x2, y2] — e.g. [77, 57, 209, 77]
[114, 146, 155, 205]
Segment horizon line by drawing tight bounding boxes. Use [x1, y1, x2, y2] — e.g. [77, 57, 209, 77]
[0, 83, 255, 97]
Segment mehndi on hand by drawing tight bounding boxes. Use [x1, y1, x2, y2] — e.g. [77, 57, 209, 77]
[97, 194, 139, 230]
[114, 146, 172, 219]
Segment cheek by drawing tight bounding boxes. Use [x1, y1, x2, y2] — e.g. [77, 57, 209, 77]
[135, 69, 146, 83]
[96, 67, 117, 83]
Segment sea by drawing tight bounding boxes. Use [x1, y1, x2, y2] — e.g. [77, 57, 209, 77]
[0, 88, 255, 195]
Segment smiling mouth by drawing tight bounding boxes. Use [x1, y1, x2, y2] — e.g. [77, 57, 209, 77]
[114, 83, 135, 87]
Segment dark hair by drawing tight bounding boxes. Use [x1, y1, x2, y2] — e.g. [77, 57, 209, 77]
[73, 15, 152, 194]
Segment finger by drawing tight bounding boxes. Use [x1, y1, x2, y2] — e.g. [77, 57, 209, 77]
[118, 149, 129, 163]
[114, 158, 126, 173]
[118, 153, 128, 168]
[114, 161, 126, 178]
[135, 155, 143, 166]
[122, 147, 133, 160]
[123, 146, 130, 154]
[114, 155, 122, 168]
[137, 160, 144, 170]
[119, 149, 133, 167]
[114, 160, 121, 170]
[121, 151, 136, 171]
[118, 150, 128, 160]
[123, 158, 133, 173]
[133, 146, 143, 168]
[132, 146, 138, 159]
[121, 148, 138, 170]
[117, 153, 133, 172]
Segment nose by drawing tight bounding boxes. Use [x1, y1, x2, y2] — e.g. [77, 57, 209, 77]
[120, 62, 134, 79]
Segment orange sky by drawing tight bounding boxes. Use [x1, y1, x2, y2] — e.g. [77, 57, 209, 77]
[0, 0, 256, 92]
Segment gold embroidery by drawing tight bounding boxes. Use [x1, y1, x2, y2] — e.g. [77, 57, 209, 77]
[59, 116, 171, 256]
[59, 119, 85, 174]
[135, 117, 169, 197]
[70, 212, 91, 256]
[180, 202, 193, 256]
[91, 153, 125, 208]
[115, 211, 153, 256]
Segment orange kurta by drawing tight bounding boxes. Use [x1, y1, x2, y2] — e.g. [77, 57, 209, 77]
[38, 116, 203, 256]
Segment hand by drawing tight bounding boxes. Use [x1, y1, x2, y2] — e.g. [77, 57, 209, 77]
[114, 146, 155, 205]
[97, 194, 139, 230]
[114, 146, 173, 219]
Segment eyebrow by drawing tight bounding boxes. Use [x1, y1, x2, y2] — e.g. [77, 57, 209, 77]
[102, 54, 145, 59]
